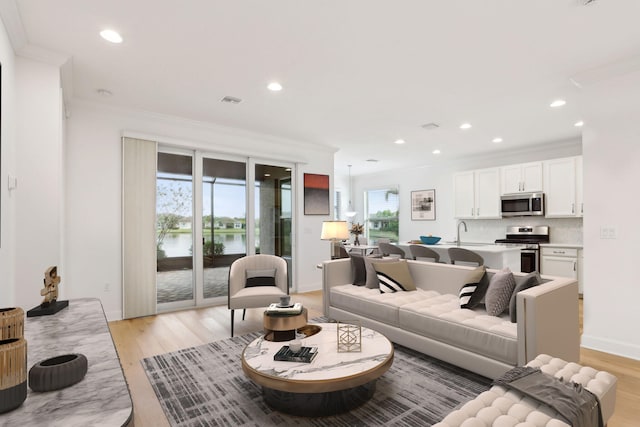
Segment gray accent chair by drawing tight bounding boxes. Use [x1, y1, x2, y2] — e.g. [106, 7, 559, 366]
[447, 247, 484, 267]
[228, 254, 289, 337]
[377, 242, 406, 259]
[409, 244, 441, 262]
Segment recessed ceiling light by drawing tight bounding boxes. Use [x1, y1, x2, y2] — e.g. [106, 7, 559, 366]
[264, 173, 271, 177]
[459, 123, 472, 130]
[394, 139, 405, 145]
[285, 168, 291, 172]
[432, 149, 441, 155]
[574, 121, 584, 127]
[267, 82, 283, 91]
[550, 99, 566, 108]
[100, 29, 123, 44]
[492, 137, 503, 143]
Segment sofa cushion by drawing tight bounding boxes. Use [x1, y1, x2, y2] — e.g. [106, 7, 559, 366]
[399, 296, 517, 365]
[330, 284, 438, 325]
[509, 271, 542, 322]
[485, 267, 516, 316]
[373, 260, 416, 293]
[458, 267, 488, 309]
[245, 268, 276, 287]
[364, 256, 398, 289]
[349, 253, 367, 286]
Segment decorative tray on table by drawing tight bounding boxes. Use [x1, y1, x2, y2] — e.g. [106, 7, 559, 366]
[274, 345, 319, 363]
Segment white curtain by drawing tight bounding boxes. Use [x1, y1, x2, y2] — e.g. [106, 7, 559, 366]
[122, 137, 157, 318]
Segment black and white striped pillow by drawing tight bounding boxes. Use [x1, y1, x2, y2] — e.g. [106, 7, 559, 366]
[459, 270, 489, 309]
[373, 261, 416, 293]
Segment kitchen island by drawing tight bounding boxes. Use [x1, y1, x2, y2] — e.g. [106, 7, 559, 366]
[397, 242, 522, 271]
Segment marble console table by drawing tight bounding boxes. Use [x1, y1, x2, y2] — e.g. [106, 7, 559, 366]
[0, 298, 133, 426]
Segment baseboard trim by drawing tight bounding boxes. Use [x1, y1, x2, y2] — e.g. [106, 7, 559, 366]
[581, 334, 640, 361]
[295, 282, 321, 294]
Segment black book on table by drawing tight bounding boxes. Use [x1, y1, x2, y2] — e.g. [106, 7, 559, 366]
[274, 346, 318, 363]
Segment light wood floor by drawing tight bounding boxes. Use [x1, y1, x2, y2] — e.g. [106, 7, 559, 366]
[109, 292, 640, 427]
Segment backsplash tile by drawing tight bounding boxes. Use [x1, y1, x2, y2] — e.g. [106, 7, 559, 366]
[457, 217, 583, 245]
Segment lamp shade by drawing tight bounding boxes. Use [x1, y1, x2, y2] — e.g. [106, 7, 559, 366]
[321, 221, 349, 240]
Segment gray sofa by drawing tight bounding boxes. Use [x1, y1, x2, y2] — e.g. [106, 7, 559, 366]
[322, 258, 580, 379]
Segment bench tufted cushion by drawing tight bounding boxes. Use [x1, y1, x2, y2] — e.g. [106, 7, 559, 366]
[433, 354, 618, 427]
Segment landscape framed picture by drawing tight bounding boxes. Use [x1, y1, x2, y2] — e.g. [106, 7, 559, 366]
[303, 173, 330, 215]
[411, 189, 436, 220]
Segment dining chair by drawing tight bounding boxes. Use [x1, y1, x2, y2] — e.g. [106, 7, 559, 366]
[447, 247, 484, 267]
[409, 245, 441, 263]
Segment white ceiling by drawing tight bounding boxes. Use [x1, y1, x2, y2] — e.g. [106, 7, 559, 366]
[3, 0, 640, 174]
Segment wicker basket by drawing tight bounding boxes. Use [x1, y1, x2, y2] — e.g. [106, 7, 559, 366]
[0, 308, 24, 340]
[0, 337, 28, 413]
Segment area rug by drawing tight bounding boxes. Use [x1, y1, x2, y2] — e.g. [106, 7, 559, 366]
[141, 331, 491, 426]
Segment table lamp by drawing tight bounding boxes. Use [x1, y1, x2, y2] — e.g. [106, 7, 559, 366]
[321, 220, 350, 259]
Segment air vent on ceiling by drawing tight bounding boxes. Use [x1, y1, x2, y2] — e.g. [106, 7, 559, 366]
[421, 122, 440, 130]
[221, 96, 242, 104]
[583, 0, 597, 4]
[366, 159, 379, 163]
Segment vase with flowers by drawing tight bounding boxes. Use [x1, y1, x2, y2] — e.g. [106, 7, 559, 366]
[350, 223, 364, 246]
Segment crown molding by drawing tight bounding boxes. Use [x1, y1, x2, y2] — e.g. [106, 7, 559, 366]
[570, 53, 640, 88]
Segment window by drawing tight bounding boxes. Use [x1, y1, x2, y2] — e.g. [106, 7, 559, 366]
[364, 187, 399, 243]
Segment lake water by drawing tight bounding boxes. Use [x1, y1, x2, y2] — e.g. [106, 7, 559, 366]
[161, 233, 247, 257]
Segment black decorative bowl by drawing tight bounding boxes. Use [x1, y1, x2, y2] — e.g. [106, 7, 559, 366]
[29, 353, 88, 392]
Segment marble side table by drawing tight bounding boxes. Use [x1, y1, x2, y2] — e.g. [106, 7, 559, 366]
[0, 298, 133, 426]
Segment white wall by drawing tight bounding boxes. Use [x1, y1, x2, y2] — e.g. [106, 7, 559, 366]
[0, 17, 16, 308]
[13, 57, 63, 310]
[348, 140, 583, 245]
[65, 101, 334, 320]
[580, 68, 640, 359]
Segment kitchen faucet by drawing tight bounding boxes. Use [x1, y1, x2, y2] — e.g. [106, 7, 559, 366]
[457, 221, 467, 247]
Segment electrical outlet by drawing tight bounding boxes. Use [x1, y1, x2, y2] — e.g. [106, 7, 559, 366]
[600, 227, 617, 239]
[104, 282, 110, 292]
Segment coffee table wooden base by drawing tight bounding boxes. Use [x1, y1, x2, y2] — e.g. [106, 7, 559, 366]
[262, 381, 376, 417]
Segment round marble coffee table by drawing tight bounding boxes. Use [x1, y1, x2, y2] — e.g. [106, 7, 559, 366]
[241, 322, 394, 416]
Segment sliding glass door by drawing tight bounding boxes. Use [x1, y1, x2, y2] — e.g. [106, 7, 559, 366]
[156, 149, 294, 311]
[201, 157, 247, 300]
[156, 152, 195, 310]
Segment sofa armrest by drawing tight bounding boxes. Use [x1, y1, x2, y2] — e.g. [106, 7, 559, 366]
[322, 258, 352, 316]
[516, 277, 580, 366]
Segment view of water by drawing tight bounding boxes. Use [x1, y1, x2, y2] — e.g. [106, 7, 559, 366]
[160, 233, 247, 257]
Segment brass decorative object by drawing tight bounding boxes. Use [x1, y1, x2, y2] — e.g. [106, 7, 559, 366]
[27, 266, 69, 317]
[337, 321, 361, 352]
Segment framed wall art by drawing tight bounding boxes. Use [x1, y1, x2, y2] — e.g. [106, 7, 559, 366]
[303, 173, 330, 215]
[411, 189, 436, 220]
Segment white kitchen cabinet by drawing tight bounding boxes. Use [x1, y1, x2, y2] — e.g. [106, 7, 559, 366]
[544, 157, 578, 217]
[453, 168, 501, 219]
[501, 162, 543, 194]
[541, 246, 579, 291]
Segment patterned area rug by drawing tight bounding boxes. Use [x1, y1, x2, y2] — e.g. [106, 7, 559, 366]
[142, 330, 491, 426]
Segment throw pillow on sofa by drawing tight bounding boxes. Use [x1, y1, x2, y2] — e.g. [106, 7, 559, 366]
[364, 256, 397, 289]
[349, 253, 367, 286]
[245, 269, 276, 287]
[485, 267, 516, 316]
[373, 260, 416, 293]
[509, 271, 542, 322]
[459, 266, 489, 309]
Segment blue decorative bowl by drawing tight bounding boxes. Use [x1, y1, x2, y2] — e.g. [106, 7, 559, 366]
[420, 236, 441, 245]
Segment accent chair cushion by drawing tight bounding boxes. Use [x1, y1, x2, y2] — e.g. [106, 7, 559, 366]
[364, 256, 396, 289]
[245, 268, 276, 287]
[485, 267, 516, 316]
[459, 266, 489, 309]
[349, 253, 367, 286]
[373, 260, 416, 293]
[509, 271, 542, 322]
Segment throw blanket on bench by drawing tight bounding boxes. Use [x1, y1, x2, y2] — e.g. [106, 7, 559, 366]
[493, 367, 603, 427]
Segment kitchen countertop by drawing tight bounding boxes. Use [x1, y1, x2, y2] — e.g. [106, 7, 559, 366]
[401, 242, 522, 253]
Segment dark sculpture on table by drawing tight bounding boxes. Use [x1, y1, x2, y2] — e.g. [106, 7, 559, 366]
[27, 266, 69, 317]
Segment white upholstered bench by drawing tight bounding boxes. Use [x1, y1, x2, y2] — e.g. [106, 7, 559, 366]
[434, 354, 617, 427]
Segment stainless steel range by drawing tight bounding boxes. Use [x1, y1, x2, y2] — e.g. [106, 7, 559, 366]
[495, 226, 550, 273]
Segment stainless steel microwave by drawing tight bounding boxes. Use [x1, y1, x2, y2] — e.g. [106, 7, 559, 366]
[500, 192, 545, 217]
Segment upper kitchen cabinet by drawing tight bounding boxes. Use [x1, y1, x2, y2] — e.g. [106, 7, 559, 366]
[453, 168, 501, 219]
[501, 162, 543, 194]
[544, 156, 582, 217]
